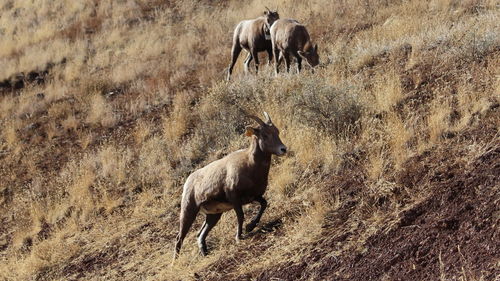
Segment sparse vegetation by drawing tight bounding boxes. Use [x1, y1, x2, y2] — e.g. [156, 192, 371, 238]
[0, 0, 498, 280]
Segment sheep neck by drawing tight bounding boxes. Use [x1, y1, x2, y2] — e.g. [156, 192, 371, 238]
[248, 136, 272, 166]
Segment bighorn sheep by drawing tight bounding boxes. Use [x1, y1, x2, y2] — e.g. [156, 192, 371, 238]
[174, 112, 286, 257]
[270, 19, 319, 74]
[227, 8, 280, 81]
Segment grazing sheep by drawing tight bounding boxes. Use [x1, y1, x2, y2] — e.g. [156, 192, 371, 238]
[270, 19, 319, 74]
[227, 8, 280, 80]
[174, 112, 287, 258]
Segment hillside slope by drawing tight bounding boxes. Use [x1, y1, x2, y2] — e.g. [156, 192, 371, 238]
[252, 117, 499, 281]
[0, 0, 498, 280]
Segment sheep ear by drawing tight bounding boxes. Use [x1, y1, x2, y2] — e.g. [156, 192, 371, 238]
[264, 10, 268, 15]
[245, 126, 258, 136]
[314, 44, 318, 52]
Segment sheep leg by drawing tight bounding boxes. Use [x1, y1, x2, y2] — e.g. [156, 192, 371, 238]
[196, 221, 206, 238]
[197, 213, 222, 256]
[233, 204, 245, 241]
[245, 196, 267, 233]
[227, 44, 242, 81]
[243, 52, 253, 74]
[283, 52, 291, 73]
[252, 49, 260, 73]
[294, 53, 302, 73]
[174, 205, 199, 259]
[278, 53, 284, 67]
[266, 48, 273, 65]
[273, 47, 281, 75]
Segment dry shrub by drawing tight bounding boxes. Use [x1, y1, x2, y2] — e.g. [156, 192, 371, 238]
[68, 160, 96, 213]
[47, 100, 72, 120]
[78, 130, 94, 149]
[15, 90, 47, 119]
[0, 96, 15, 119]
[162, 91, 193, 143]
[134, 119, 152, 144]
[45, 120, 60, 141]
[367, 147, 388, 181]
[371, 68, 403, 113]
[385, 112, 413, 170]
[270, 157, 298, 197]
[192, 75, 362, 161]
[428, 97, 452, 144]
[86, 93, 117, 127]
[284, 76, 363, 137]
[98, 145, 132, 186]
[2, 120, 19, 148]
[136, 136, 173, 191]
[181, 81, 259, 165]
[61, 114, 79, 131]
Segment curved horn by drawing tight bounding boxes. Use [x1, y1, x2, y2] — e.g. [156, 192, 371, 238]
[264, 6, 271, 12]
[263, 111, 272, 124]
[248, 114, 266, 126]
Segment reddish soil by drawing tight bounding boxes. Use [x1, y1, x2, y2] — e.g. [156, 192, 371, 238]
[316, 148, 499, 281]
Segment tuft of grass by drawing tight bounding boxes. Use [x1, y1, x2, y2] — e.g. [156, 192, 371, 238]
[86, 93, 117, 127]
[371, 68, 403, 113]
[2, 121, 19, 148]
[134, 120, 152, 145]
[386, 112, 413, 170]
[61, 114, 79, 132]
[428, 97, 452, 144]
[98, 145, 132, 186]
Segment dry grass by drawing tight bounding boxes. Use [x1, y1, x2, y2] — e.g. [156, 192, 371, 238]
[0, 0, 498, 280]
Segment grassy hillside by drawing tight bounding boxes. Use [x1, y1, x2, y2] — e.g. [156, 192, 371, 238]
[0, 0, 498, 280]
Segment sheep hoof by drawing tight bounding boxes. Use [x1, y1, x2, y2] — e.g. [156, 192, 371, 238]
[235, 234, 247, 243]
[245, 223, 256, 233]
[200, 248, 208, 256]
[199, 243, 208, 256]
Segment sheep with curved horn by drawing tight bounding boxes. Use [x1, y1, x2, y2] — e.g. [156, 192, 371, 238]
[173, 112, 287, 258]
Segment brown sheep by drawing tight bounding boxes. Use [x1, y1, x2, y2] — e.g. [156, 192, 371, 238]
[227, 8, 280, 81]
[270, 19, 319, 74]
[174, 113, 286, 258]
